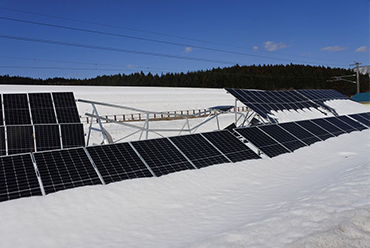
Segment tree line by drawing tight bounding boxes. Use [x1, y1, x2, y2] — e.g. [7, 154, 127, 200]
[1, 64, 368, 96]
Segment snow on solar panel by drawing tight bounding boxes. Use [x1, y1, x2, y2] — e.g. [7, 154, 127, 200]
[278, 122, 321, 146]
[86, 143, 154, 183]
[131, 137, 196, 176]
[33, 148, 102, 194]
[0, 153, 42, 202]
[169, 133, 230, 168]
[295, 120, 334, 140]
[235, 127, 291, 158]
[310, 118, 346, 136]
[257, 124, 306, 152]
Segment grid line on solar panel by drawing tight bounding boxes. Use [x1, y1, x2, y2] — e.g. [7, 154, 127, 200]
[60, 123, 85, 148]
[310, 118, 346, 136]
[131, 138, 196, 176]
[348, 113, 370, 127]
[34, 124, 61, 151]
[257, 125, 307, 152]
[0, 153, 42, 202]
[86, 142, 154, 183]
[52, 92, 81, 124]
[6, 125, 35, 155]
[235, 127, 291, 158]
[323, 117, 357, 133]
[0, 126, 5, 156]
[28, 93, 57, 124]
[337, 116, 368, 131]
[200, 130, 260, 162]
[278, 122, 320, 146]
[33, 148, 102, 194]
[169, 133, 230, 168]
[3, 94, 31, 125]
[295, 120, 334, 140]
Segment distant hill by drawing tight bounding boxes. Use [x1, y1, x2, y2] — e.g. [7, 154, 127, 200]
[1, 64, 369, 96]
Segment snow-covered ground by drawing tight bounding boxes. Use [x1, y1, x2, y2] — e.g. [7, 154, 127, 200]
[0, 85, 369, 247]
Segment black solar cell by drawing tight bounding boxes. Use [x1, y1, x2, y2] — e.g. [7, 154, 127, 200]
[169, 134, 230, 168]
[0, 154, 42, 202]
[0, 127, 5, 156]
[201, 130, 260, 162]
[6, 125, 35, 155]
[52, 92, 80, 123]
[33, 148, 102, 194]
[235, 127, 291, 158]
[86, 143, 154, 183]
[61, 124, 85, 148]
[258, 124, 306, 152]
[295, 120, 334, 140]
[131, 138, 195, 176]
[35, 124, 61, 151]
[279, 122, 320, 145]
[3, 94, 31, 125]
[310, 118, 346, 136]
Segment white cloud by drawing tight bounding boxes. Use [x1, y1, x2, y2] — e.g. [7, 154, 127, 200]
[264, 41, 288, 52]
[253, 46, 258, 51]
[184, 47, 192, 53]
[320, 46, 347, 52]
[355, 46, 368, 53]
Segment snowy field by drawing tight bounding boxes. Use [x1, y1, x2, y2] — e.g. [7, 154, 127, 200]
[0, 85, 369, 247]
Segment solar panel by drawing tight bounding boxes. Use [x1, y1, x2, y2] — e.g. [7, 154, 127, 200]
[33, 148, 102, 194]
[310, 118, 346, 136]
[60, 124, 85, 148]
[169, 133, 230, 168]
[52, 92, 80, 123]
[279, 122, 321, 145]
[131, 138, 196, 176]
[86, 143, 154, 183]
[0, 153, 42, 202]
[28, 93, 57, 124]
[201, 130, 260, 162]
[295, 120, 334, 140]
[3, 94, 31, 125]
[323, 117, 357, 133]
[234, 127, 291, 158]
[0, 126, 5, 156]
[336, 115, 368, 131]
[34, 124, 61, 151]
[348, 113, 370, 127]
[6, 125, 35, 155]
[258, 124, 306, 152]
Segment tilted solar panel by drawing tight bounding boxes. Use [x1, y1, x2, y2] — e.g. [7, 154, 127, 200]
[295, 120, 334, 140]
[6, 125, 35, 155]
[0, 153, 42, 202]
[33, 148, 102, 194]
[60, 124, 85, 148]
[201, 130, 260, 162]
[257, 124, 306, 152]
[28, 93, 57, 124]
[336, 115, 368, 131]
[131, 137, 196, 176]
[235, 127, 291, 158]
[278, 122, 321, 146]
[52, 92, 80, 123]
[3, 94, 31, 125]
[310, 118, 346, 136]
[169, 133, 230, 168]
[86, 143, 154, 184]
[323, 117, 357, 133]
[34, 124, 61, 151]
[348, 113, 370, 127]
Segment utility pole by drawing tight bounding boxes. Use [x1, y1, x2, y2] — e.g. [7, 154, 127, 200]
[350, 61, 361, 94]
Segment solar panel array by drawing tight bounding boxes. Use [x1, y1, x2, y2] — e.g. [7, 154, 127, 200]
[0, 92, 84, 155]
[225, 88, 348, 120]
[0, 112, 368, 203]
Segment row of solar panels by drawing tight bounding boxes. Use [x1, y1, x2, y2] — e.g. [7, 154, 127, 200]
[225, 88, 348, 120]
[0, 112, 368, 203]
[0, 92, 84, 156]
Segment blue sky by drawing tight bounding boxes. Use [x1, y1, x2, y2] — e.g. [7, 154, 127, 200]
[0, 0, 368, 79]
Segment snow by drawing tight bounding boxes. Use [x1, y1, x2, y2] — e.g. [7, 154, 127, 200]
[0, 85, 369, 248]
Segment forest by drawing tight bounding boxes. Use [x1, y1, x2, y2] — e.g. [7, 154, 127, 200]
[0, 64, 368, 97]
